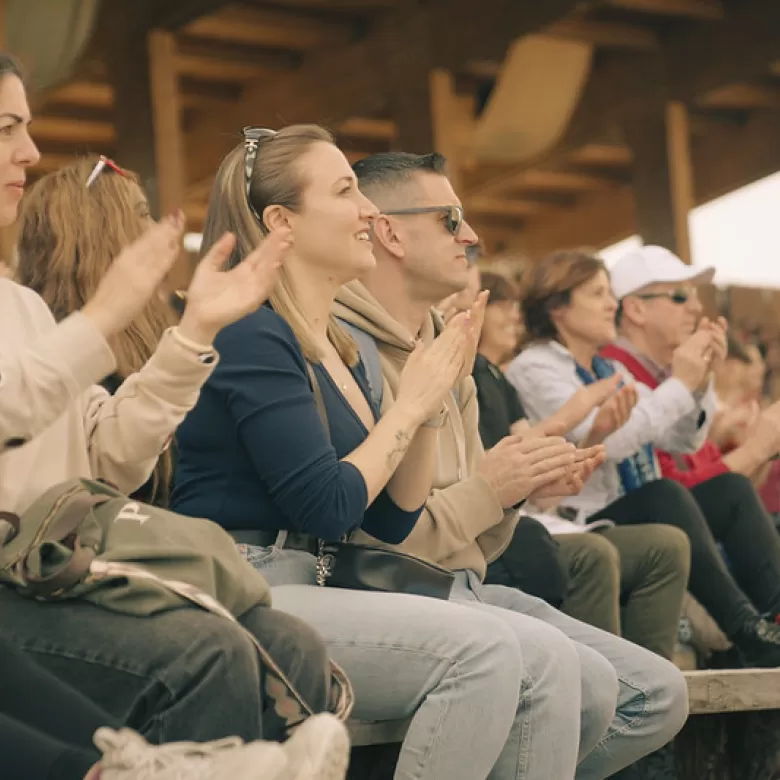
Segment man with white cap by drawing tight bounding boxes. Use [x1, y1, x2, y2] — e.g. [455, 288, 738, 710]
[603, 244, 780, 667]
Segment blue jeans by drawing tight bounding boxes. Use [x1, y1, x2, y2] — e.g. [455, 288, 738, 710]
[249, 545, 599, 780]
[452, 571, 689, 779]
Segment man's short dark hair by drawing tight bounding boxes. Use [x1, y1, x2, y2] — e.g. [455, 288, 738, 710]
[352, 152, 448, 193]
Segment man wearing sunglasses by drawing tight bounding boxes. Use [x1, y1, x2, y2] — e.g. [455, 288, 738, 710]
[603, 245, 780, 661]
[334, 152, 688, 780]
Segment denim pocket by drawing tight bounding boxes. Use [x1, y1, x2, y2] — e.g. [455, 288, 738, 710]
[242, 544, 279, 569]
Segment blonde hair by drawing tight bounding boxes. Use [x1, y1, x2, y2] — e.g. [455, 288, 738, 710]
[16, 156, 176, 502]
[201, 125, 357, 365]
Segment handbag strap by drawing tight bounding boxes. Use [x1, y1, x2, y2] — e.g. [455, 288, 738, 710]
[304, 362, 345, 583]
[17, 492, 109, 596]
[23, 541, 97, 596]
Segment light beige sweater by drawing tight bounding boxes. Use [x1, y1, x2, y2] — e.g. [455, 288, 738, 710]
[334, 281, 519, 580]
[0, 279, 216, 513]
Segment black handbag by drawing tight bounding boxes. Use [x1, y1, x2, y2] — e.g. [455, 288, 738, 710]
[306, 363, 455, 601]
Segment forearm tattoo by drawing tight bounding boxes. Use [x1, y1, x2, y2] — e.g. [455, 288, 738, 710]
[386, 429, 412, 470]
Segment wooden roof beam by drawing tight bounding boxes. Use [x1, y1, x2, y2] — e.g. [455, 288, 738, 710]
[148, 0, 236, 31]
[184, 0, 583, 192]
[698, 82, 780, 110]
[432, 0, 582, 72]
[545, 19, 659, 50]
[31, 117, 114, 146]
[601, 0, 724, 19]
[175, 40, 298, 83]
[182, 5, 357, 50]
[519, 107, 780, 256]
[467, 196, 542, 219]
[45, 81, 113, 110]
[335, 118, 397, 141]
[468, 0, 780, 197]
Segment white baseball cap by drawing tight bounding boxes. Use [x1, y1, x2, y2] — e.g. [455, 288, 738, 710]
[609, 245, 715, 300]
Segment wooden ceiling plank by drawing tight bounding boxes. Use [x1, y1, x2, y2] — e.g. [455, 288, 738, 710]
[602, 0, 724, 20]
[31, 117, 115, 146]
[256, 0, 395, 9]
[336, 117, 397, 140]
[567, 144, 634, 167]
[184, 0, 583, 192]
[698, 82, 780, 110]
[175, 39, 298, 84]
[183, 5, 355, 50]
[516, 170, 610, 192]
[520, 107, 780, 255]
[470, 0, 780, 198]
[175, 53, 281, 84]
[29, 153, 81, 176]
[467, 196, 542, 218]
[545, 19, 659, 51]
[46, 81, 114, 110]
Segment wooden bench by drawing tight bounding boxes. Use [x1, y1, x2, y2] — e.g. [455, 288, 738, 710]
[346, 668, 780, 780]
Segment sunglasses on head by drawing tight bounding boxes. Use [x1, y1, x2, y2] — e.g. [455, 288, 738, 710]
[634, 289, 693, 305]
[242, 126, 277, 225]
[85, 155, 128, 189]
[383, 204, 465, 236]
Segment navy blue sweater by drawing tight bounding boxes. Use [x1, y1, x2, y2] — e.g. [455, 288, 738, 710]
[171, 306, 422, 543]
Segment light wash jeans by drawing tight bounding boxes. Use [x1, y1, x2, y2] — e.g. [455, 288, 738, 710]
[452, 570, 689, 780]
[251, 545, 584, 779]
[248, 546, 687, 780]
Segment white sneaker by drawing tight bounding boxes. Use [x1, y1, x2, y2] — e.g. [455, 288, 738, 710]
[94, 727, 289, 780]
[280, 713, 350, 780]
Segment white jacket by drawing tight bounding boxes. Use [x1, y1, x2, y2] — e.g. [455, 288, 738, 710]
[506, 340, 717, 519]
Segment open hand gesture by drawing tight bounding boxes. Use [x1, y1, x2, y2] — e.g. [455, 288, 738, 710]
[396, 311, 471, 424]
[542, 374, 621, 436]
[83, 212, 186, 338]
[583, 384, 638, 446]
[528, 445, 606, 501]
[459, 290, 489, 379]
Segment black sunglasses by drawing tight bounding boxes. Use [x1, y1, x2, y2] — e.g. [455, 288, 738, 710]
[242, 126, 277, 225]
[383, 205, 465, 236]
[635, 289, 692, 305]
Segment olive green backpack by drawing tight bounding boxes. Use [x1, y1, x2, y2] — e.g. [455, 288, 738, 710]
[0, 477, 354, 735]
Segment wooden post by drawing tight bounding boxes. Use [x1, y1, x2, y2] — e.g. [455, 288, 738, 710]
[148, 29, 191, 289]
[430, 69, 465, 194]
[622, 99, 694, 261]
[106, 33, 160, 217]
[665, 101, 695, 263]
[379, 2, 435, 154]
[148, 30, 184, 221]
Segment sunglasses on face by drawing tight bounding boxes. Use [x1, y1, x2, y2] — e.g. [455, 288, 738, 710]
[242, 126, 277, 225]
[85, 155, 128, 189]
[635, 289, 695, 305]
[383, 204, 465, 236]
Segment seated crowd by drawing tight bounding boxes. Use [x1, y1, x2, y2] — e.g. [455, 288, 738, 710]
[2, 49, 780, 780]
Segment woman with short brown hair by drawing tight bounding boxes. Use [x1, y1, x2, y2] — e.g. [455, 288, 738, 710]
[508, 248, 780, 667]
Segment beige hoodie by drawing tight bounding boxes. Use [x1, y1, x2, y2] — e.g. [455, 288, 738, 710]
[0, 279, 216, 514]
[334, 281, 519, 580]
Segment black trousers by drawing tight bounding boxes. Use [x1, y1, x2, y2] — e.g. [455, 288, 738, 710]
[485, 516, 570, 607]
[590, 474, 780, 637]
[0, 640, 110, 780]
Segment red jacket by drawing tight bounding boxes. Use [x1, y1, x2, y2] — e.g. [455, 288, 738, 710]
[601, 343, 729, 489]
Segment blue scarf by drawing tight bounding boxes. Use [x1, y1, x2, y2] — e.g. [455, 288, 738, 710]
[575, 356, 658, 496]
